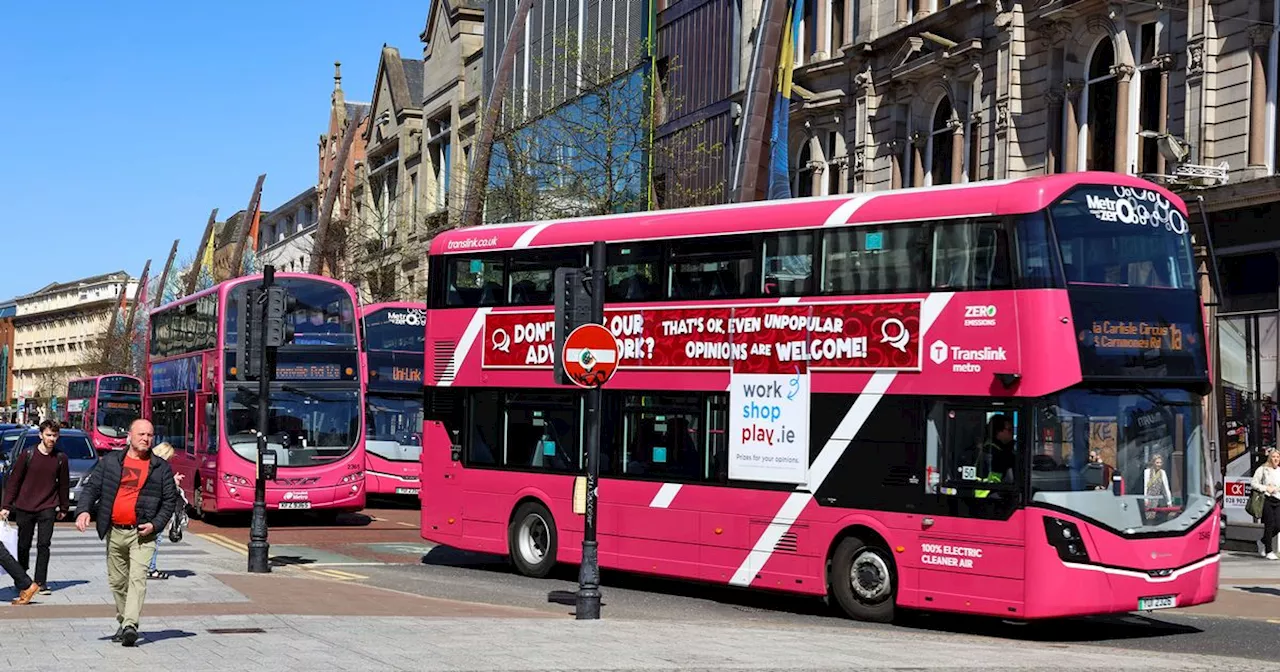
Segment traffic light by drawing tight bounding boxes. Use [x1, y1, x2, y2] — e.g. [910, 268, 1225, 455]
[246, 288, 265, 378]
[263, 286, 296, 347]
[553, 267, 593, 385]
[234, 288, 258, 380]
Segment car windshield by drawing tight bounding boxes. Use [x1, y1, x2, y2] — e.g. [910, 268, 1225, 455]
[96, 400, 142, 438]
[17, 435, 97, 460]
[224, 385, 359, 467]
[1030, 386, 1214, 533]
[366, 394, 423, 462]
[0, 432, 21, 460]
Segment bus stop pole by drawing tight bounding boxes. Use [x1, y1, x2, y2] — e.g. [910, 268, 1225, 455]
[575, 240, 606, 619]
[248, 266, 273, 573]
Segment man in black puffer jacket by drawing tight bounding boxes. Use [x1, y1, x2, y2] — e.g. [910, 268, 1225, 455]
[75, 418, 177, 648]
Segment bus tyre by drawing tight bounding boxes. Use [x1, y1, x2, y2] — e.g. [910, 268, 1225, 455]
[508, 502, 557, 578]
[830, 536, 895, 623]
[191, 481, 206, 520]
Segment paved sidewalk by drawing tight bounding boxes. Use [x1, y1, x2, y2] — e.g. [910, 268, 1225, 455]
[0, 526, 1274, 670]
[1181, 549, 1280, 620]
[2, 614, 1278, 671]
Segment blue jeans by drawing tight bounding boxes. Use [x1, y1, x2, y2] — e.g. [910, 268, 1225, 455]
[148, 534, 163, 573]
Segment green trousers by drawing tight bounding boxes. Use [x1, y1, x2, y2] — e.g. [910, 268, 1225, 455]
[106, 527, 157, 629]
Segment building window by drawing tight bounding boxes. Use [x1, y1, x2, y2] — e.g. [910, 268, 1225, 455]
[795, 141, 815, 197]
[428, 116, 452, 211]
[1082, 37, 1118, 172]
[411, 172, 419, 222]
[1136, 21, 1162, 175]
[831, 0, 845, 52]
[928, 97, 955, 186]
[804, 0, 819, 63]
[825, 131, 844, 195]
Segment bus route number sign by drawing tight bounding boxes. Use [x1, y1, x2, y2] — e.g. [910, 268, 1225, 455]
[561, 324, 620, 389]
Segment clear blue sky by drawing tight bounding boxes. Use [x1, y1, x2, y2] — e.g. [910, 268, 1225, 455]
[0, 1, 428, 300]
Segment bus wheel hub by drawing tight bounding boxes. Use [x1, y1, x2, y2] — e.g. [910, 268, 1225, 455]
[850, 551, 890, 601]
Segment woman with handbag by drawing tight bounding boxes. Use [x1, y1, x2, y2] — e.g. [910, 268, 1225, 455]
[146, 443, 188, 580]
[1250, 447, 1280, 559]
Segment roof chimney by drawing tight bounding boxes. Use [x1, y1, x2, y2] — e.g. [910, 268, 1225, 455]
[334, 61, 342, 91]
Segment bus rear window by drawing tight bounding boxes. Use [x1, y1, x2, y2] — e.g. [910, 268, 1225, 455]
[1050, 185, 1195, 289]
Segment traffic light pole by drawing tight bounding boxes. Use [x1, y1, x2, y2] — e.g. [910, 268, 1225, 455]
[248, 265, 274, 574]
[576, 240, 606, 620]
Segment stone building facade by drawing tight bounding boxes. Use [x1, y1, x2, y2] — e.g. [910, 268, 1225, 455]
[349, 46, 427, 303]
[418, 0, 484, 230]
[258, 187, 320, 274]
[11, 272, 138, 414]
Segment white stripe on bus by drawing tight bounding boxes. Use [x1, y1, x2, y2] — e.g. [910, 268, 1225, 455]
[514, 222, 554, 248]
[728, 291, 955, 588]
[648, 483, 682, 509]
[1061, 554, 1220, 584]
[439, 307, 491, 387]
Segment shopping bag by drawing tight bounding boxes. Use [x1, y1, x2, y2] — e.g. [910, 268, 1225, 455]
[0, 522, 17, 558]
[1247, 489, 1266, 519]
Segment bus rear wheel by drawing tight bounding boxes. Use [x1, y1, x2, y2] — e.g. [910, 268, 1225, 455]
[829, 536, 896, 623]
[508, 501, 557, 578]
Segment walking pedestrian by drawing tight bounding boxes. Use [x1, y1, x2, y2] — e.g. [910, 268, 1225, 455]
[1253, 447, 1280, 559]
[75, 419, 178, 647]
[0, 524, 40, 605]
[1, 420, 71, 595]
[145, 442, 186, 580]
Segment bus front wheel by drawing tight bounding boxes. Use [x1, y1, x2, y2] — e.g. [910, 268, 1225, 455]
[508, 501, 557, 578]
[829, 535, 896, 623]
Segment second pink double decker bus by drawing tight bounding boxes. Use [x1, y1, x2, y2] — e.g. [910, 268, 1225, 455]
[420, 172, 1219, 622]
[65, 374, 143, 453]
[147, 273, 367, 520]
[361, 302, 426, 498]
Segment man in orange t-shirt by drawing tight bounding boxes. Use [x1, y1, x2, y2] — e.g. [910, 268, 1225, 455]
[75, 419, 177, 648]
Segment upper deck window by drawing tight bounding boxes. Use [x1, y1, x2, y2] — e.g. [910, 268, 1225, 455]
[822, 225, 925, 293]
[931, 220, 1012, 290]
[1051, 185, 1195, 290]
[445, 255, 506, 307]
[607, 243, 663, 302]
[669, 236, 757, 300]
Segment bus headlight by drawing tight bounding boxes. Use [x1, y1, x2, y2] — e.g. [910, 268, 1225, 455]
[340, 471, 364, 485]
[1043, 516, 1090, 562]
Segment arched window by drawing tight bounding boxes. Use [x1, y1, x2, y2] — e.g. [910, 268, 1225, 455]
[1082, 38, 1118, 172]
[795, 141, 815, 197]
[927, 97, 955, 185]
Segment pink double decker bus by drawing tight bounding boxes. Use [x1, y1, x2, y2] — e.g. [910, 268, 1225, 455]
[361, 302, 426, 497]
[147, 273, 367, 520]
[420, 172, 1219, 622]
[65, 375, 144, 453]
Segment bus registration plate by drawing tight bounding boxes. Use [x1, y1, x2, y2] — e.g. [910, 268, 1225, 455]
[1137, 595, 1176, 611]
[395, 488, 419, 495]
[279, 502, 311, 510]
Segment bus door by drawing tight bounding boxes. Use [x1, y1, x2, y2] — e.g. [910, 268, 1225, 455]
[423, 389, 465, 541]
[919, 402, 1027, 614]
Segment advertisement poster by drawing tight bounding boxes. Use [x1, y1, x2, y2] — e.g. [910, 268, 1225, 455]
[482, 299, 922, 372]
[1225, 477, 1253, 511]
[728, 340, 810, 484]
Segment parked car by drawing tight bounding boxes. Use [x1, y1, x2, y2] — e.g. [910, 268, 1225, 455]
[0, 428, 100, 509]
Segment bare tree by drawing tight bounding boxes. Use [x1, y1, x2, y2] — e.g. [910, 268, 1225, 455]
[329, 175, 429, 304]
[467, 39, 726, 225]
[78, 326, 143, 378]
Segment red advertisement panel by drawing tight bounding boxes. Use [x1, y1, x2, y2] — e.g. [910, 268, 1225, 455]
[481, 300, 922, 372]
